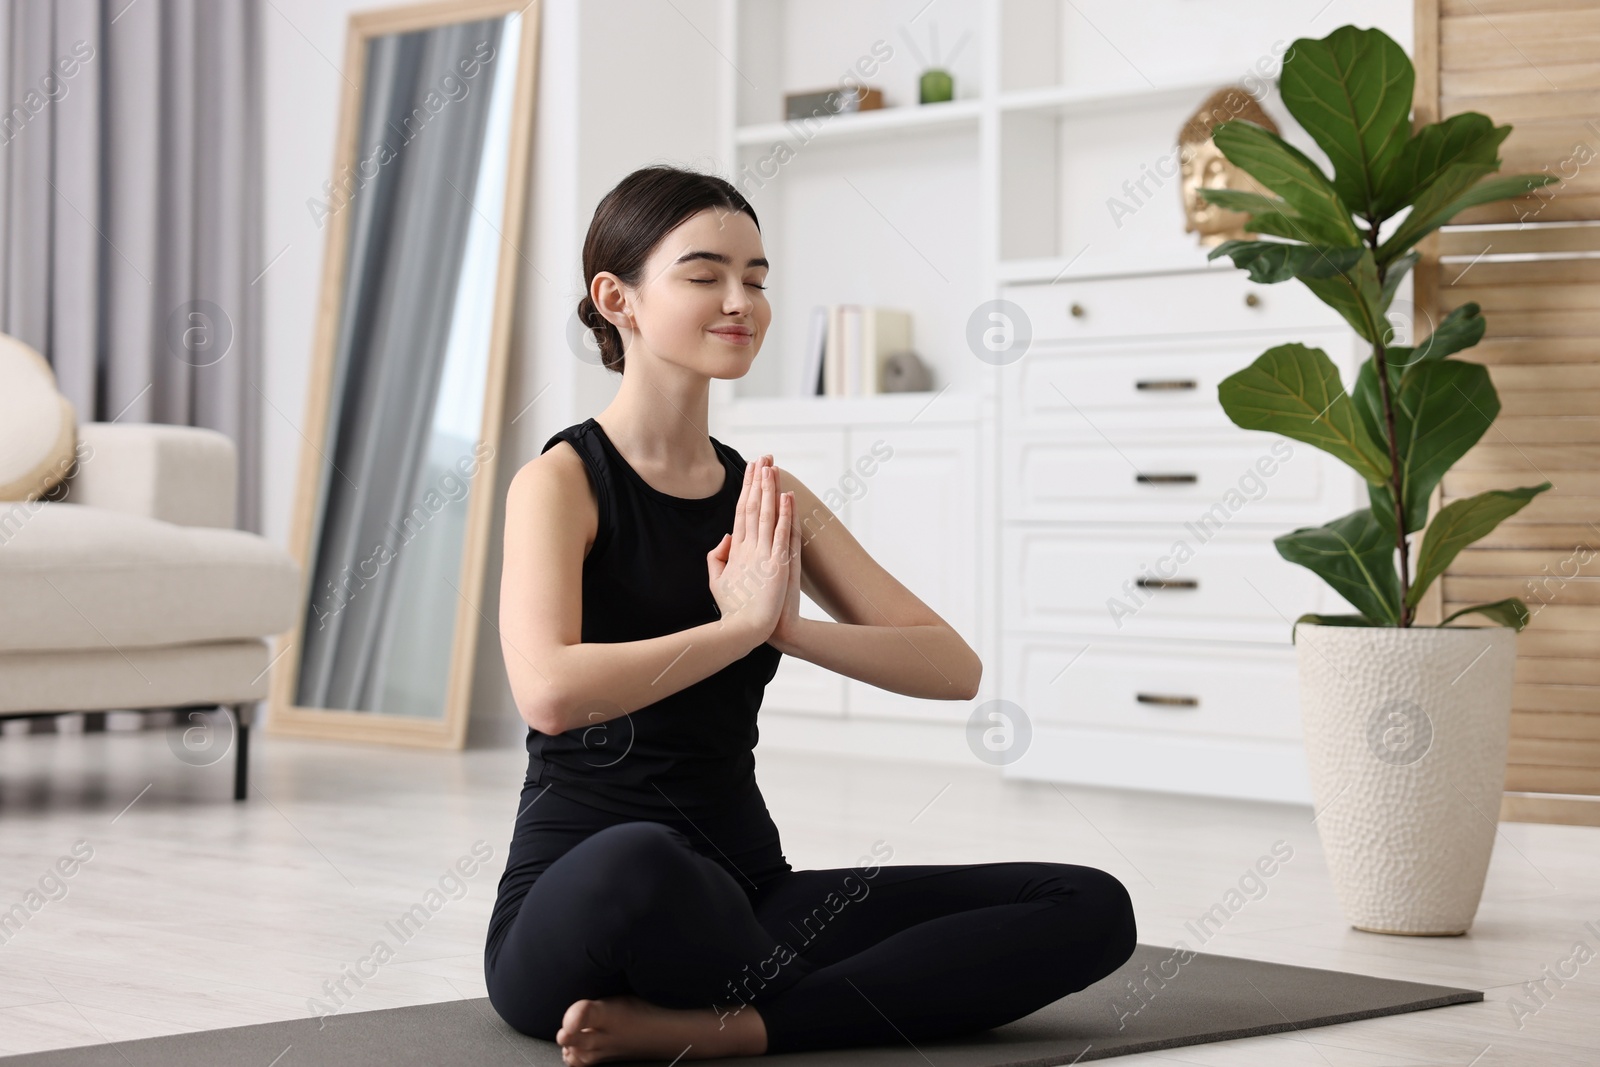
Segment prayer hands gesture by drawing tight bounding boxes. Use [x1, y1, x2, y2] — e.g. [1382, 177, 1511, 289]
[707, 454, 801, 649]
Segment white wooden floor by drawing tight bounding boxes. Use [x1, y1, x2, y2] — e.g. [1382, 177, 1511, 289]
[0, 726, 1596, 1063]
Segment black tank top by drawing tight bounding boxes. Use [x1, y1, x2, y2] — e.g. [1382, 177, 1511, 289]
[524, 417, 784, 820]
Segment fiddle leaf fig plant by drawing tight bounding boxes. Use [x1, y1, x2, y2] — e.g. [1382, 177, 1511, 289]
[1200, 24, 1555, 631]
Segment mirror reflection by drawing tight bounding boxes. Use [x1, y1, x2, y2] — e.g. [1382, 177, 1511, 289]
[294, 12, 522, 717]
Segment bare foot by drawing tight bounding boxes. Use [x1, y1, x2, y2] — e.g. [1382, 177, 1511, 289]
[555, 993, 767, 1064]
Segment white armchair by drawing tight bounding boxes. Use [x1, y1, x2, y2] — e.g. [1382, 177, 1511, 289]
[0, 420, 301, 800]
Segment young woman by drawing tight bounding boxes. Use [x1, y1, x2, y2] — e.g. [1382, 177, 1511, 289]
[485, 164, 1137, 1064]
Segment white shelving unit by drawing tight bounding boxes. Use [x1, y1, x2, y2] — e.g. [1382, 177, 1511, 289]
[708, 0, 1408, 797]
[733, 97, 982, 148]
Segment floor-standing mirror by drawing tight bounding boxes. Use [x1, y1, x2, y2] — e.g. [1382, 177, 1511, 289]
[268, 0, 539, 748]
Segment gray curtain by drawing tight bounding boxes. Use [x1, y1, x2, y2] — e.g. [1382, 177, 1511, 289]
[0, 0, 263, 533]
[293, 17, 505, 712]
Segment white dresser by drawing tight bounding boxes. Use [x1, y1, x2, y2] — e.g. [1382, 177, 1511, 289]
[995, 265, 1368, 804]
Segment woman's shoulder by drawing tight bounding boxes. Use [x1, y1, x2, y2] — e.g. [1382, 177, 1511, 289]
[512, 424, 599, 511]
[507, 436, 604, 560]
[539, 419, 594, 455]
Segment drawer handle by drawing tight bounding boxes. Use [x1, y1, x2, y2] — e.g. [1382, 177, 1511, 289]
[1135, 472, 1198, 485]
[1244, 292, 1261, 308]
[1134, 378, 1197, 391]
[1135, 577, 1198, 591]
[1137, 693, 1200, 708]
[1069, 302, 1086, 318]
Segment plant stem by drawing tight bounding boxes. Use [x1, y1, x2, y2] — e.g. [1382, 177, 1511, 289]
[1368, 226, 1413, 626]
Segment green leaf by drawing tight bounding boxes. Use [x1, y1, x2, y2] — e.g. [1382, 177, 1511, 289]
[1379, 171, 1558, 265]
[1350, 282, 1457, 421]
[1278, 26, 1415, 221]
[1360, 355, 1503, 538]
[1378, 158, 1500, 261]
[1207, 240, 1366, 285]
[1440, 597, 1532, 631]
[1211, 119, 1363, 247]
[1236, 213, 1351, 245]
[1195, 190, 1324, 244]
[1350, 360, 1402, 539]
[1195, 189, 1288, 215]
[1380, 252, 1420, 324]
[1275, 509, 1401, 625]
[1291, 612, 1381, 643]
[1380, 346, 1416, 373]
[1375, 301, 1489, 387]
[1390, 301, 1487, 372]
[1367, 481, 1404, 542]
[1351, 356, 1401, 448]
[1299, 246, 1385, 341]
[1374, 112, 1508, 218]
[1408, 484, 1551, 607]
[1218, 343, 1392, 484]
[1388, 359, 1500, 531]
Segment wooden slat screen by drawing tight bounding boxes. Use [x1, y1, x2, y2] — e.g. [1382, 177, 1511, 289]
[1418, 0, 1600, 826]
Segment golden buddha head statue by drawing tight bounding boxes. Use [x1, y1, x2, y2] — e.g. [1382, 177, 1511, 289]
[1178, 87, 1281, 247]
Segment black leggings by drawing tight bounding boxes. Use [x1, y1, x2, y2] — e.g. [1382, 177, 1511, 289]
[484, 819, 1137, 1055]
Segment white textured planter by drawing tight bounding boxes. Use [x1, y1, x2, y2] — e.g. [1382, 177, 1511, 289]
[1294, 622, 1517, 935]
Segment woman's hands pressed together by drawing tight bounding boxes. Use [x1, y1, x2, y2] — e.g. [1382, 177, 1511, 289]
[706, 454, 802, 651]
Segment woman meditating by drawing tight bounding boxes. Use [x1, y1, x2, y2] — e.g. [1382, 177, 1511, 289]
[484, 163, 1137, 1064]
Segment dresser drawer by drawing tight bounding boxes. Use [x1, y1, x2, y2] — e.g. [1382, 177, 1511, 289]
[1003, 433, 1358, 525]
[1004, 636, 1302, 741]
[1004, 331, 1353, 431]
[1002, 268, 1342, 344]
[1001, 524, 1352, 642]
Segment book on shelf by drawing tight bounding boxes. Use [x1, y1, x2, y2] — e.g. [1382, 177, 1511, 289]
[808, 304, 912, 396]
[799, 305, 827, 397]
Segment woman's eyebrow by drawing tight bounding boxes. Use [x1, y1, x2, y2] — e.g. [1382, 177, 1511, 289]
[673, 250, 769, 268]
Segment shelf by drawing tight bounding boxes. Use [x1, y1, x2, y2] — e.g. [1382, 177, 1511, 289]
[734, 99, 981, 148]
[997, 77, 1242, 119]
[718, 389, 984, 428]
[995, 256, 1240, 286]
[731, 76, 1225, 149]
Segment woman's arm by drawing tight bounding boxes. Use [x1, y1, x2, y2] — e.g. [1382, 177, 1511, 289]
[769, 467, 982, 701]
[498, 445, 768, 735]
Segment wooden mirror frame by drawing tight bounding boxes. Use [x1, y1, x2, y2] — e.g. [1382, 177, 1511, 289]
[267, 0, 540, 749]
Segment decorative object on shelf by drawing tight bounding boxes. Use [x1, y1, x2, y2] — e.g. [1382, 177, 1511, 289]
[897, 23, 969, 105]
[1178, 86, 1281, 248]
[881, 350, 932, 393]
[920, 68, 952, 105]
[1201, 25, 1557, 936]
[784, 86, 882, 122]
[806, 304, 912, 396]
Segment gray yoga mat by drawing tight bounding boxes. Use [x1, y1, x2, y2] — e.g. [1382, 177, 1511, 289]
[0, 943, 1481, 1065]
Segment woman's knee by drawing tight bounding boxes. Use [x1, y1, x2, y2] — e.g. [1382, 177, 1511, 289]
[1072, 866, 1138, 970]
[482, 824, 704, 1040]
[586, 819, 688, 859]
[565, 821, 700, 909]
[485, 941, 576, 1041]
[1033, 864, 1137, 969]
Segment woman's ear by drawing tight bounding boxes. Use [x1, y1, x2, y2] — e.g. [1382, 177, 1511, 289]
[591, 272, 634, 333]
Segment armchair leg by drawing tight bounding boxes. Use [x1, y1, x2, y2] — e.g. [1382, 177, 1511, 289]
[231, 702, 252, 801]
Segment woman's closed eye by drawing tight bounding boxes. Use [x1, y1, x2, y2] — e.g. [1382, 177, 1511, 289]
[689, 277, 767, 289]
